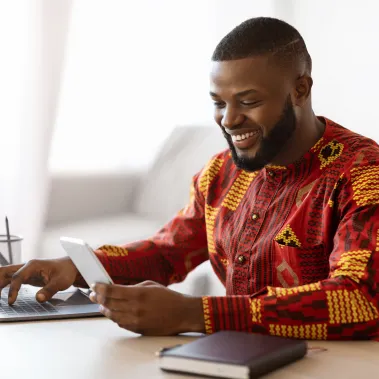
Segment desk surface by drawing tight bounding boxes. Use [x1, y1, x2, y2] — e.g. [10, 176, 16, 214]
[1, 317, 378, 379]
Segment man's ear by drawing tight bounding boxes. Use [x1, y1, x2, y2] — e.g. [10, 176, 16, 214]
[293, 75, 313, 106]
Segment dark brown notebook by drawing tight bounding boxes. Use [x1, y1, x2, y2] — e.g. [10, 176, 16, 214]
[159, 331, 307, 379]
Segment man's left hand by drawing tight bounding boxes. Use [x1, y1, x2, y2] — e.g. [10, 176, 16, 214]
[89, 281, 205, 336]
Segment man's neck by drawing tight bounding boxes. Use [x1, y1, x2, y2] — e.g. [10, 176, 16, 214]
[270, 112, 325, 167]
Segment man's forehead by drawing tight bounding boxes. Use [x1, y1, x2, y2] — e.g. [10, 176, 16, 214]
[211, 57, 269, 79]
[210, 56, 281, 93]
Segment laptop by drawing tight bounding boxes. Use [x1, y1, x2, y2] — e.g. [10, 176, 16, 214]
[0, 285, 102, 322]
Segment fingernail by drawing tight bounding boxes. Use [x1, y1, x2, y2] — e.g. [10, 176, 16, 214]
[90, 283, 96, 290]
[37, 294, 46, 302]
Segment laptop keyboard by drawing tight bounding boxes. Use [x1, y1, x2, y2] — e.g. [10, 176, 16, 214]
[0, 287, 59, 318]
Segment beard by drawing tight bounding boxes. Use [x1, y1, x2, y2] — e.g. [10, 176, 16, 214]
[222, 95, 296, 172]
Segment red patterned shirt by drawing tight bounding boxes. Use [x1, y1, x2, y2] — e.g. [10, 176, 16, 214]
[95, 118, 379, 340]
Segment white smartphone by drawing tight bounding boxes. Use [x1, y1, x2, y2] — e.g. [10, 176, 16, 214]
[60, 236, 114, 287]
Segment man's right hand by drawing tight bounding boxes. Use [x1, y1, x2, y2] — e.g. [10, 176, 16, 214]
[0, 257, 80, 305]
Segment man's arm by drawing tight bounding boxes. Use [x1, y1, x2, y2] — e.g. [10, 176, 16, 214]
[86, 170, 209, 286]
[201, 163, 379, 340]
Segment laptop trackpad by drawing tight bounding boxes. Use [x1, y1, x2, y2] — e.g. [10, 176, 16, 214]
[49, 290, 93, 307]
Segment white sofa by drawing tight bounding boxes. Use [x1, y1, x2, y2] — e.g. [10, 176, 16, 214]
[40, 126, 227, 296]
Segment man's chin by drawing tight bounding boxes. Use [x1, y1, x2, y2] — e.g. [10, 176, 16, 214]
[235, 150, 258, 161]
[230, 151, 266, 172]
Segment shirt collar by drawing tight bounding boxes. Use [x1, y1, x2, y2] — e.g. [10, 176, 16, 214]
[262, 116, 335, 178]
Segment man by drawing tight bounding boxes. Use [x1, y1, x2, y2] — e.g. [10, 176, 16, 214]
[1, 17, 379, 340]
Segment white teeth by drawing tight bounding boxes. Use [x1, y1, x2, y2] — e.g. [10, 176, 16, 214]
[232, 131, 257, 142]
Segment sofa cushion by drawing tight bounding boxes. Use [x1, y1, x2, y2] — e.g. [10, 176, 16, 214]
[133, 126, 227, 222]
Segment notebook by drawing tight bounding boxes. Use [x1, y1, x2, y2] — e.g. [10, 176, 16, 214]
[158, 330, 307, 379]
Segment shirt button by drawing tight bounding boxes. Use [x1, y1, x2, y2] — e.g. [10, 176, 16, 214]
[251, 213, 259, 220]
[237, 255, 246, 264]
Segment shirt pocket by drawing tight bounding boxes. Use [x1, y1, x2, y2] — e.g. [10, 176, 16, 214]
[272, 241, 329, 287]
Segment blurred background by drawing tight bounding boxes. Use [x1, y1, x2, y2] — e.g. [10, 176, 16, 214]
[0, 0, 378, 269]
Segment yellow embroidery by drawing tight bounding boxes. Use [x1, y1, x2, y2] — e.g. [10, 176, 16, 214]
[335, 174, 344, 189]
[205, 204, 219, 254]
[326, 289, 378, 324]
[311, 137, 324, 152]
[100, 245, 128, 257]
[221, 171, 257, 211]
[376, 230, 379, 252]
[178, 181, 196, 216]
[199, 158, 224, 195]
[269, 323, 327, 340]
[328, 199, 334, 208]
[220, 258, 228, 267]
[250, 298, 262, 324]
[267, 282, 321, 298]
[275, 225, 302, 247]
[331, 250, 371, 283]
[350, 165, 379, 206]
[296, 180, 317, 207]
[318, 141, 344, 169]
[265, 165, 287, 170]
[189, 181, 195, 204]
[276, 259, 300, 287]
[202, 297, 213, 334]
[353, 152, 365, 166]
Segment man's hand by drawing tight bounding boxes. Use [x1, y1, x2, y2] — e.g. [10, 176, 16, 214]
[90, 281, 205, 336]
[0, 257, 80, 305]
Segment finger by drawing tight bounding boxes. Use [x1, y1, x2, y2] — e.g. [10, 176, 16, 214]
[36, 278, 62, 302]
[0, 265, 23, 292]
[99, 306, 125, 324]
[90, 293, 128, 311]
[92, 283, 137, 300]
[135, 280, 160, 287]
[8, 264, 35, 305]
[0, 265, 23, 281]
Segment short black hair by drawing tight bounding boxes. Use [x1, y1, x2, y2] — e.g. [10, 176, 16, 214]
[212, 17, 312, 74]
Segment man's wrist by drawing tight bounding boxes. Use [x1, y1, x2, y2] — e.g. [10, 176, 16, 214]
[180, 296, 206, 333]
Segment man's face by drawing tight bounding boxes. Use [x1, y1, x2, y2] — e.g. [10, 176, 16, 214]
[210, 57, 297, 171]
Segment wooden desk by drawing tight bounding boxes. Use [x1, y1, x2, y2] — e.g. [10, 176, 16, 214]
[1, 317, 378, 379]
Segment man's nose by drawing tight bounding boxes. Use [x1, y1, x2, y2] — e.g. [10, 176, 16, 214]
[221, 106, 244, 130]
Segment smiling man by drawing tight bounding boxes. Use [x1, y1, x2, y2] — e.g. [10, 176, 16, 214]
[2, 17, 379, 340]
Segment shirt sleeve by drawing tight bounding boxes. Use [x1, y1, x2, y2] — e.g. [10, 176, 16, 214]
[202, 162, 379, 340]
[90, 170, 209, 286]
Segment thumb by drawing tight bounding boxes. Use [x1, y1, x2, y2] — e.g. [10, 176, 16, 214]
[136, 280, 162, 287]
[36, 279, 61, 302]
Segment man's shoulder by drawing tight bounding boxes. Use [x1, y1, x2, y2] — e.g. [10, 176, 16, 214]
[327, 119, 379, 167]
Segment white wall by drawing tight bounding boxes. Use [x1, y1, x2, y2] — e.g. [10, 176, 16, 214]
[0, 1, 72, 259]
[287, 0, 379, 141]
[50, 0, 378, 175]
[49, 0, 277, 173]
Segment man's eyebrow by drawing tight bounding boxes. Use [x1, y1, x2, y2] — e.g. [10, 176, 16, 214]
[209, 89, 258, 97]
[235, 89, 258, 96]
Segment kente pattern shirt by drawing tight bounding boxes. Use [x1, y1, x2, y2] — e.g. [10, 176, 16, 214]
[93, 118, 379, 340]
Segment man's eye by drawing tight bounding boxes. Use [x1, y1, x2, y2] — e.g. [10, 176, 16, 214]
[241, 100, 260, 106]
[213, 101, 225, 109]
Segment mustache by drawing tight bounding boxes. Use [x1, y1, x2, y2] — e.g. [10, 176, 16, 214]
[221, 94, 296, 172]
[221, 125, 262, 137]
